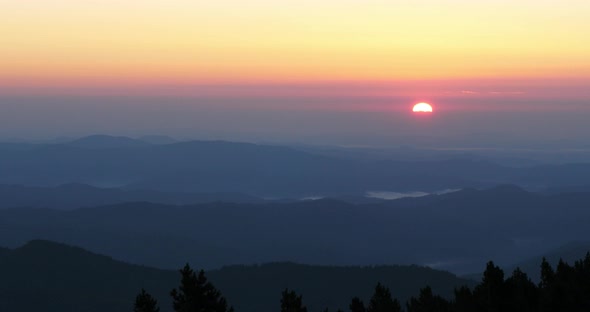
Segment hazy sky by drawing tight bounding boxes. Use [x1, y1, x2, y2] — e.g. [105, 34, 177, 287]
[1, 0, 589, 146]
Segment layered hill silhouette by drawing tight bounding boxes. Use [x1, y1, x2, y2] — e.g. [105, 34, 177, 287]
[0, 240, 474, 312]
[2, 186, 590, 274]
[0, 183, 262, 210]
[2, 135, 590, 196]
[67, 134, 153, 149]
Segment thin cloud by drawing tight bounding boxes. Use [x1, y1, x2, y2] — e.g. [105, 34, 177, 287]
[489, 91, 526, 95]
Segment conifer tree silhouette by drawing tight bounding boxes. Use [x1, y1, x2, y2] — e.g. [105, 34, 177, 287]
[170, 263, 233, 312]
[134, 289, 160, 312]
[349, 297, 366, 312]
[406, 286, 450, 312]
[280, 289, 308, 312]
[366, 283, 401, 312]
[504, 268, 538, 312]
[473, 261, 505, 312]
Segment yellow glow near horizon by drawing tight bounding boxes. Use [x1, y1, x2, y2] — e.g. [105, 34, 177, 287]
[1, 0, 590, 87]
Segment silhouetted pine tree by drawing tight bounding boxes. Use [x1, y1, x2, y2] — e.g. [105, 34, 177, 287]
[280, 289, 308, 312]
[537, 254, 590, 312]
[473, 261, 505, 312]
[452, 286, 477, 312]
[555, 259, 577, 311]
[504, 268, 538, 312]
[539, 257, 557, 312]
[366, 283, 401, 312]
[539, 258, 555, 289]
[572, 253, 590, 311]
[349, 297, 366, 312]
[170, 263, 233, 312]
[134, 289, 160, 312]
[406, 286, 450, 312]
[556, 257, 590, 311]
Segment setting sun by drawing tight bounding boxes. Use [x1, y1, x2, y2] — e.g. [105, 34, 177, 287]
[412, 103, 433, 113]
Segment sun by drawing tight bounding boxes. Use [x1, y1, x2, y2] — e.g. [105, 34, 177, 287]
[412, 102, 433, 113]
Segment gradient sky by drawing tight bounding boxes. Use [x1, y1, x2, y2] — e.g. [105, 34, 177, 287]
[1, 0, 589, 145]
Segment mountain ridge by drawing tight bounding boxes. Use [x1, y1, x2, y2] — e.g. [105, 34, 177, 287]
[0, 183, 263, 210]
[3, 135, 590, 196]
[0, 240, 474, 312]
[2, 186, 590, 273]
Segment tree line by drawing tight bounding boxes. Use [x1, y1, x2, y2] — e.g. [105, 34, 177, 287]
[134, 253, 590, 312]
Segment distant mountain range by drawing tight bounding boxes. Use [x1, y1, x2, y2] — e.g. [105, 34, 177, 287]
[0, 240, 474, 312]
[0, 183, 262, 210]
[1, 135, 590, 196]
[2, 186, 590, 274]
[67, 134, 154, 149]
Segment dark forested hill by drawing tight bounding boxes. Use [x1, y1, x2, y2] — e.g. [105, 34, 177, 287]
[0, 247, 9, 258]
[0, 240, 176, 312]
[0, 240, 474, 312]
[2, 187, 590, 274]
[210, 262, 474, 312]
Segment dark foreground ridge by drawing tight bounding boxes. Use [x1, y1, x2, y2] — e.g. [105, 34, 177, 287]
[138, 254, 590, 312]
[0, 240, 473, 312]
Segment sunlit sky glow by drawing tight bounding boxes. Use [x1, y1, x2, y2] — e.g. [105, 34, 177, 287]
[1, 0, 590, 143]
[2, 1, 590, 91]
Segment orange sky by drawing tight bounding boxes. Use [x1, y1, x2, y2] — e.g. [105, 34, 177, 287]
[2, 0, 590, 93]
